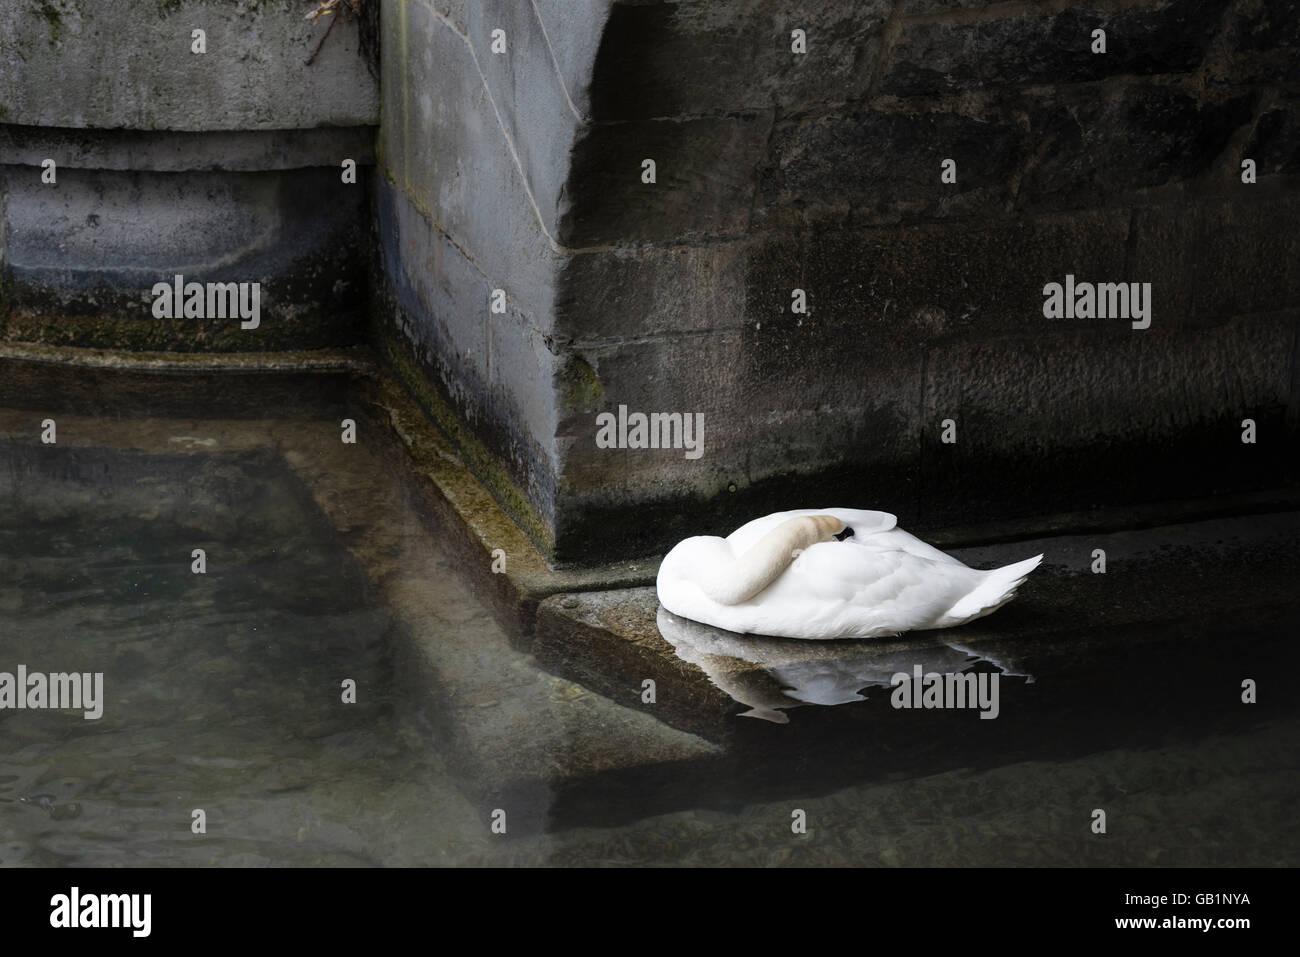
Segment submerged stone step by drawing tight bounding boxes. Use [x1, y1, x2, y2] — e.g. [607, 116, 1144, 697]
[0, 389, 719, 836]
[222, 407, 724, 834]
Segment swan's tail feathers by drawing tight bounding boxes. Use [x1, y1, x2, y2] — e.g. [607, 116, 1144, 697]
[942, 554, 1043, 624]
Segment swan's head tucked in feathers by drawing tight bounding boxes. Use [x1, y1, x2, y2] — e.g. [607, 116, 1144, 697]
[690, 513, 846, 606]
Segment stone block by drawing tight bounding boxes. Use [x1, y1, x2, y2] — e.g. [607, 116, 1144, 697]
[880, 0, 1230, 97]
[0, 0, 377, 130]
[1191, 195, 1300, 321]
[921, 319, 1295, 522]
[1017, 85, 1255, 212]
[756, 106, 1024, 227]
[1246, 96, 1300, 177]
[559, 111, 773, 245]
[586, 0, 892, 121]
[1210, 0, 1300, 84]
[378, 0, 560, 322]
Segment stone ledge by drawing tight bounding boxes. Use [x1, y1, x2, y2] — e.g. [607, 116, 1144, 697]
[0, 164, 369, 351]
[355, 362, 661, 633]
[0, 125, 377, 173]
[0, 340, 373, 374]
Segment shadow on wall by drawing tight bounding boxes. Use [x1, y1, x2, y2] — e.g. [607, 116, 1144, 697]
[542, 0, 1300, 563]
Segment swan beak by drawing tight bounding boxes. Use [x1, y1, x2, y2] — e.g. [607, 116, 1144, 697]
[833, 525, 854, 541]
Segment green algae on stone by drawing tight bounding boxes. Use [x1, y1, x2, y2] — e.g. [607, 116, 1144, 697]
[559, 353, 603, 413]
[373, 331, 555, 560]
[37, 0, 66, 45]
[0, 306, 358, 353]
[0, 240, 367, 353]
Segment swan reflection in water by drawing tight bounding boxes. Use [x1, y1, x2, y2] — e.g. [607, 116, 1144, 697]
[656, 606, 1033, 724]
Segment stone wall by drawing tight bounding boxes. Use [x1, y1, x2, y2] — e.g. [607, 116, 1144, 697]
[371, 0, 612, 553]
[4, 0, 1296, 566]
[376, 0, 1299, 564]
[0, 0, 379, 351]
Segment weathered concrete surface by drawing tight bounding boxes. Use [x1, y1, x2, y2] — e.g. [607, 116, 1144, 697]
[0, 164, 370, 351]
[535, 510, 1300, 744]
[0, 1, 378, 352]
[372, 0, 1300, 566]
[371, 0, 615, 560]
[0, 124, 377, 172]
[0, 0, 378, 130]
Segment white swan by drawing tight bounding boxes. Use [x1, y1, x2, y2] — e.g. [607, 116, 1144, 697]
[655, 508, 1042, 640]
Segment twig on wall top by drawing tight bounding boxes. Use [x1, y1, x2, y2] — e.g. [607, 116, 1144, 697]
[304, 0, 378, 75]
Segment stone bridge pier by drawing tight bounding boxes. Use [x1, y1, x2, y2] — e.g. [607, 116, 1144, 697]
[3, 0, 1298, 566]
[374, 0, 1300, 565]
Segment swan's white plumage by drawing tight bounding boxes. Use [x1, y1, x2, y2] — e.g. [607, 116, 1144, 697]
[656, 507, 1042, 640]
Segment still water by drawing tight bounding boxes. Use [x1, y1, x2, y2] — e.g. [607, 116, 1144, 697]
[1, 394, 1296, 867]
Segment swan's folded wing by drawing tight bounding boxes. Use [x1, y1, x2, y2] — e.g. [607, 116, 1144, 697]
[775, 542, 978, 632]
[823, 508, 897, 536]
[787, 543, 929, 601]
[857, 527, 968, 567]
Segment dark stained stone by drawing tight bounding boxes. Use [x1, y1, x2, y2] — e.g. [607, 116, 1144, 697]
[880, 0, 1231, 97]
[756, 106, 1024, 226]
[1246, 98, 1300, 177]
[587, 0, 892, 120]
[1017, 86, 1256, 211]
[1190, 195, 1300, 322]
[921, 319, 1295, 522]
[559, 111, 773, 245]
